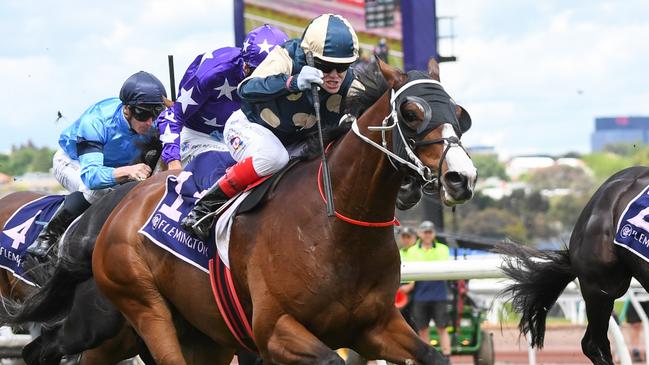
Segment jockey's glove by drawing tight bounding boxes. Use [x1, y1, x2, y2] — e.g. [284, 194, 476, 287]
[296, 66, 323, 91]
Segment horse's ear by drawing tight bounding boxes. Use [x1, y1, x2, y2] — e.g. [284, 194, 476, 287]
[163, 97, 174, 108]
[456, 104, 472, 133]
[427, 58, 440, 82]
[377, 56, 407, 90]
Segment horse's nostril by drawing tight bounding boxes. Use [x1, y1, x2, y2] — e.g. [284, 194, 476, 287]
[444, 171, 466, 187]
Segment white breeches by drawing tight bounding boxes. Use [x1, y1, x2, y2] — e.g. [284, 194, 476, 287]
[223, 110, 289, 176]
[52, 149, 110, 204]
[180, 128, 229, 167]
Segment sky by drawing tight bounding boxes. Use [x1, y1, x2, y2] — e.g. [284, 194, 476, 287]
[1, 0, 648, 158]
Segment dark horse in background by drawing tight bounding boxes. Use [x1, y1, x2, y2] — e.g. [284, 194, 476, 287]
[89, 59, 476, 365]
[0, 130, 163, 364]
[500, 166, 649, 365]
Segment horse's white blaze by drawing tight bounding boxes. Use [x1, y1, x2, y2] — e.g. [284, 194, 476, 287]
[441, 124, 477, 188]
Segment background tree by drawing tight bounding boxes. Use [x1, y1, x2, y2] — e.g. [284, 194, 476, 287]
[582, 152, 633, 183]
[527, 165, 594, 194]
[0, 142, 55, 176]
[461, 207, 527, 242]
[472, 154, 508, 180]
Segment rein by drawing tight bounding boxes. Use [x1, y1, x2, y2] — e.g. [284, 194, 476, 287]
[317, 142, 399, 227]
[348, 78, 465, 198]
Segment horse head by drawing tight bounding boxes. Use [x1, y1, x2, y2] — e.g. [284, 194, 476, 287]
[378, 59, 477, 206]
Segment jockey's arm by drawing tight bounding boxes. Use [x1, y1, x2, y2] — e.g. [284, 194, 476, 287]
[157, 109, 182, 168]
[238, 47, 295, 103]
[76, 119, 117, 189]
[78, 148, 116, 189]
[158, 74, 218, 167]
[78, 148, 152, 188]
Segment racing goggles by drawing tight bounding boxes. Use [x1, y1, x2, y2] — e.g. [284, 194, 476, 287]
[129, 104, 164, 121]
[314, 58, 351, 74]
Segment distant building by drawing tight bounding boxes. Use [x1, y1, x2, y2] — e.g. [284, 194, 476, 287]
[556, 157, 587, 169]
[477, 176, 526, 200]
[505, 155, 590, 180]
[467, 145, 497, 155]
[591, 116, 649, 151]
[506, 156, 555, 179]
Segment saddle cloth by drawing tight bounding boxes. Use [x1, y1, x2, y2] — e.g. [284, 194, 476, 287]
[615, 185, 649, 260]
[139, 150, 239, 272]
[0, 195, 65, 286]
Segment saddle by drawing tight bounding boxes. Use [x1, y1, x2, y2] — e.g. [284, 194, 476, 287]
[236, 158, 302, 215]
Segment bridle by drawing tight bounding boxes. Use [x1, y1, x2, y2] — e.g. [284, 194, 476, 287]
[347, 78, 466, 196]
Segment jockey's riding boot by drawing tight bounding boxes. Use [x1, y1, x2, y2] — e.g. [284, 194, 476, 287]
[27, 207, 75, 259]
[26, 191, 90, 260]
[181, 156, 261, 241]
[181, 184, 230, 241]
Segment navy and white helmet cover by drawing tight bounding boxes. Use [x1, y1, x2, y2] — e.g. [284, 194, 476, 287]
[300, 13, 359, 64]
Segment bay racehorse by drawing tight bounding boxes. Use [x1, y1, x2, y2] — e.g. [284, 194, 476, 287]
[92, 59, 477, 365]
[500, 166, 649, 365]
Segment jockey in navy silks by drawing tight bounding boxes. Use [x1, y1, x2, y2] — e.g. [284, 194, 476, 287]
[182, 13, 360, 240]
[27, 71, 167, 258]
[157, 25, 289, 170]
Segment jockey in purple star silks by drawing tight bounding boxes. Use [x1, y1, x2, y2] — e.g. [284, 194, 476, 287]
[157, 24, 288, 170]
[182, 14, 360, 240]
[27, 71, 167, 259]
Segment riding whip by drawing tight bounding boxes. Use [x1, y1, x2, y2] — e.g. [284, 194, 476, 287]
[168, 55, 177, 101]
[306, 51, 335, 217]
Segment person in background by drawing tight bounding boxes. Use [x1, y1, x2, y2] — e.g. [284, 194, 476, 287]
[409, 220, 452, 361]
[373, 37, 389, 63]
[157, 24, 288, 169]
[626, 299, 649, 362]
[398, 226, 419, 331]
[399, 226, 418, 253]
[27, 71, 167, 259]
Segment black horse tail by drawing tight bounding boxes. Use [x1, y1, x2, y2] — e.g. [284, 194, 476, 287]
[497, 243, 576, 348]
[0, 252, 92, 325]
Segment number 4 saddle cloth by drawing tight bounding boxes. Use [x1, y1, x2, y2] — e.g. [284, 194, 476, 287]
[0, 195, 65, 286]
[615, 185, 649, 261]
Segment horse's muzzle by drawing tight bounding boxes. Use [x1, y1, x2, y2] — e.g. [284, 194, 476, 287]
[441, 171, 475, 204]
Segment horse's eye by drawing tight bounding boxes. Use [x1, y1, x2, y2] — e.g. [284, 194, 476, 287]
[404, 109, 419, 122]
[400, 101, 425, 130]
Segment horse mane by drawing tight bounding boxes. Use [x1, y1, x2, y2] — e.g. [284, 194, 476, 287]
[302, 62, 389, 160]
[343, 61, 389, 117]
[134, 129, 163, 170]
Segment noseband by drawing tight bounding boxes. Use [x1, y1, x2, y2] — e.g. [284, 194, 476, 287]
[348, 78, 465, 196]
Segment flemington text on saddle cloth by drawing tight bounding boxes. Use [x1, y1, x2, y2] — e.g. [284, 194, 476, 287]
[614, 184, 649, 261]
[139, 150, 246, 272]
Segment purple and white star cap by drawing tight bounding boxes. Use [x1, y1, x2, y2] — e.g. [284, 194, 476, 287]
[241, 24, 289, 68]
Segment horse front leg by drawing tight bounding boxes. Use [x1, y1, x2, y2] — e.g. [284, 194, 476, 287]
[353, 309, 448, 365]
[256, 313, 344, 365]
